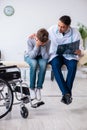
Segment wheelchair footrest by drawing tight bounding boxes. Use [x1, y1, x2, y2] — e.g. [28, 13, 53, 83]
[31, 101, 45, 108]
[15, 86, 30, 95]
[21, 96, 29, 104]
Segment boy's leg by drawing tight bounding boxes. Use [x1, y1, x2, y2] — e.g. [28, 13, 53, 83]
[24, 56, 38, 99]
[36, 58, 47, 100]
[37, 58, 48, 89]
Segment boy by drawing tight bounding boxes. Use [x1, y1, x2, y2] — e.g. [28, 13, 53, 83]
[24, 28, 50, 100]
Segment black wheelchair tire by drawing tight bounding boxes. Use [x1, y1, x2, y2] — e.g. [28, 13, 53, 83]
[0, 79, 13, 119]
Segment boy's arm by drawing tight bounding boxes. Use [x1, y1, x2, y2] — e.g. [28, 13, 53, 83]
[26, 38, 40, 58]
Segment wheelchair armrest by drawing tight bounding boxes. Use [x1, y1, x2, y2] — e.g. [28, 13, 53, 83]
[0, 65, 17, 70]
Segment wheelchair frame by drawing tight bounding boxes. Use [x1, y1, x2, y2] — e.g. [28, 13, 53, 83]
[0, 63, 44, 119]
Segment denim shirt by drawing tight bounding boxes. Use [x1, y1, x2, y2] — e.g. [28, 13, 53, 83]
[24, 38, 50, 60]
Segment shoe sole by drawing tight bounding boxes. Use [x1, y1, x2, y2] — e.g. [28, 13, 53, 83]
[61, 99, 72, 105]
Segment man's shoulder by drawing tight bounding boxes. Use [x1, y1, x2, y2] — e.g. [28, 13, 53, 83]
[71, 27, 79, 33]
[71, 27, 81, 37]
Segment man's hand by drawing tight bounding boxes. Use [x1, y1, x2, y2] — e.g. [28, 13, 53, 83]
[29, 33, 36, 39]
[74, 49, 81, 56]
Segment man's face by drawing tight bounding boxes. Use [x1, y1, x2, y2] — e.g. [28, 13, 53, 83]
[58, 20, 69, 33]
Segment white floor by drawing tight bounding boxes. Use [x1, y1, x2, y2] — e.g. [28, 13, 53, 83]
[0, 74, 87, 130]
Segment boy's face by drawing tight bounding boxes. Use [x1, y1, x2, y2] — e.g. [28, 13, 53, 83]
[58, 20, 69, 33]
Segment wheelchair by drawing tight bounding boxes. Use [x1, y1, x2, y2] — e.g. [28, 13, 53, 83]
[0, 63, 44, 119]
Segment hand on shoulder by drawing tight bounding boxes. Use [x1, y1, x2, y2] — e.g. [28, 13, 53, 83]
[29, 33, 36, 39]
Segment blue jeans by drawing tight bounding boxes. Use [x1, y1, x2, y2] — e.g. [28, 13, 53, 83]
[24, 56, 48, 89]
[50, 56, 78, 96]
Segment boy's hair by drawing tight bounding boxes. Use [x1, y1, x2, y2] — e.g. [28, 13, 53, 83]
[37, 28, 49, 42]
[59, 15, 71, 26]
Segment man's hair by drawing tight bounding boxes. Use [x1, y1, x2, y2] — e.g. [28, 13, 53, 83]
[59, 15, 71, 26]
[37, 28, 49, 42]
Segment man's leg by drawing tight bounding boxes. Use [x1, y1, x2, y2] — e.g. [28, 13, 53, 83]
[64, 58, 78, 96]
[50, 56, 70, 95]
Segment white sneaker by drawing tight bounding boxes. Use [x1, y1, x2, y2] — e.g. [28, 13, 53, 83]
[30, 89, 36, 100]
[36, 89, 41, 101]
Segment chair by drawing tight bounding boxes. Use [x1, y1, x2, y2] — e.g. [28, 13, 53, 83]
[0, 63, 44, 119]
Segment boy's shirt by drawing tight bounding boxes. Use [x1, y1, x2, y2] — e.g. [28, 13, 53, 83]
[24, 38, 50, 60]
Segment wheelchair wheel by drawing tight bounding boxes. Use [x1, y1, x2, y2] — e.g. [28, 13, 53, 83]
[20, 106, 28, 118]
[0, 79, 13, 119]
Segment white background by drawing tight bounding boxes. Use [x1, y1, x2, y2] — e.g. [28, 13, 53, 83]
[0, 0, 87, 61]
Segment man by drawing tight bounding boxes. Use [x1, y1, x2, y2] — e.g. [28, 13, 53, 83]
[24, 28, 50, 101]
[48, 15, 84, 105]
